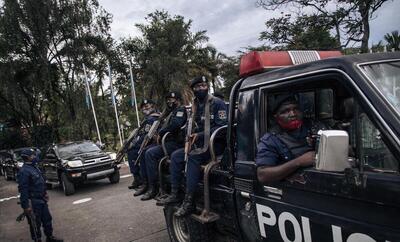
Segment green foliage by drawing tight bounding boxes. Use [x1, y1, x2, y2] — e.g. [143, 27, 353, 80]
[384, 30, 400, 51]
[118, 11, 211, 106]
[0, 0, 116, 148]
[257, 0, 390, 52]
[260, 13, 339, 50]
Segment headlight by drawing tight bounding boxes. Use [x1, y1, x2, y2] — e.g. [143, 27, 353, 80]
[109, 152, 117, 160]
[17, 162, 24, 168]
[67, 160, 83, 168]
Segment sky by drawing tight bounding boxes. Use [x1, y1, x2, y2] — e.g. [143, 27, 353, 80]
[98, 0, 400, 56]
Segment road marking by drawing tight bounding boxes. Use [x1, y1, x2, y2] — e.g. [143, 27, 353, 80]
[120, 174, 132, 179]
[72, 198, 92, 204]
[0, 195, 20, 203]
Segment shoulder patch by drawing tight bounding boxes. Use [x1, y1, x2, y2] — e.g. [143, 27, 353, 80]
[176, 111, 184, 117]
[218, 110, 227, 120]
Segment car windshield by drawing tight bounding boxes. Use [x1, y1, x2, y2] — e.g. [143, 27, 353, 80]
[58, 142, 100, 159]
[13, 150, 23, 161]
[359, 61, 400, 114]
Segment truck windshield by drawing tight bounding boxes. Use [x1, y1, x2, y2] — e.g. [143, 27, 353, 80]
[359, 61, 400, 113]
[58, 142, 100, 158]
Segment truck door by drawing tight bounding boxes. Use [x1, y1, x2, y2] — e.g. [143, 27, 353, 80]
[251, 72, 400, 242]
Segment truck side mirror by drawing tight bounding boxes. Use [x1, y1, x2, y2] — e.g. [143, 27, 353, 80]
[316, 130, 350, 172]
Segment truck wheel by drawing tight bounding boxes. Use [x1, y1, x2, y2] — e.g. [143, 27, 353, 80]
[164, 205, 215, 242]
[109, 169, 120, 184]
[61, 173, 75, 196]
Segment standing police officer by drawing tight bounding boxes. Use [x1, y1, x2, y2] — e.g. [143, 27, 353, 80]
[127, 99, 160, 190]
[17, 149, 63, 242]
[157, 76, 227, 217]
[139, 91, 187, 200]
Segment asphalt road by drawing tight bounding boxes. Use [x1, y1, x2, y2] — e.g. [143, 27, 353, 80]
[0, 164, 170, 242]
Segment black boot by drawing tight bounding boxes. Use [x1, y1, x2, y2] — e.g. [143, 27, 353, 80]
[133, 182, 148, 196]
[128, 176, 142, 189]
[174, 193, 195, 217]
[141, 184, 158, 201]
[156, 187, 181, 206]
[46, 235, 63, 242]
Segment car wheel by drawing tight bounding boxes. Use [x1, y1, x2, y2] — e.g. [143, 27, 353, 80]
[61, 173, 75, 196]
[164, 205, 215, 242]
[109, 169, 120, 184]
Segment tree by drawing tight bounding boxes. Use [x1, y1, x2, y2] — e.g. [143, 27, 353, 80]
[256, 0, 391, 52]
[384, 30, 400, 51]
[0, 0, 115, 146]
[119, 10, 212, 105]
[260, 13, 339, 50]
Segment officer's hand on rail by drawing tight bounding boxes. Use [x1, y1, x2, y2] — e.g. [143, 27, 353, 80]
[156, 135, 161, 144]
[189, 133, 197, 146]
[297, 151, 316, 167]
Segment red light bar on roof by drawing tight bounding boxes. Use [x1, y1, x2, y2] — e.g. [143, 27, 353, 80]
[239, 50, 342, 77]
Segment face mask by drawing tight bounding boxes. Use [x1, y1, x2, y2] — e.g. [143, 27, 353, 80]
[166, 101, 177, 110]
[31, 156, 40, 165]
[194, 90, 208, 100]
[142, 110, 151, 116]
[276, 118, 303, 131]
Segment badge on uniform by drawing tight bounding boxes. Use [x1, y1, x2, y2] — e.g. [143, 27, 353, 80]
[176, 111, 184, 117]
[145, 124, 151, 132]
[218, 110, 227, 119]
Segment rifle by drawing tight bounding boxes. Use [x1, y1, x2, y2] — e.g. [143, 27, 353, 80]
[134, 110, 169, 166]
[184, 107, 196, 172]
[115, 119, 146, 163]
[16, 211, 39, 241]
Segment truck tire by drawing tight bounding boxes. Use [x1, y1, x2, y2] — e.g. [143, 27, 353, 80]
[109, 169, 120, 184]
[61, 173, 75, 196]
[164, 205, 215, 242]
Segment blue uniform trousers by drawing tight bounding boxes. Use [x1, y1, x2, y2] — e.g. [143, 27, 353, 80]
[127, 148, 140, 177]
[170, 142, 224, 194]
[144, 142, 182, 185]
[28, 199, 53, 240]
[139, 144, 157, 181]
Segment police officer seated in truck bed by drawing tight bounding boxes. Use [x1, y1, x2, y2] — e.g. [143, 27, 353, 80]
[127, 99, 160, 190]
[137, 91, 187, 200]
[157, 76, 227, 217]
[256, 94, 326, 183]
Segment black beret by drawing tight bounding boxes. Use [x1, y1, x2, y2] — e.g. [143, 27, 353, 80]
[272, 94, 298, 114]
[189, 76, 208, 88]
[140, 99, 155, 108]
[166, 91, 182, 100]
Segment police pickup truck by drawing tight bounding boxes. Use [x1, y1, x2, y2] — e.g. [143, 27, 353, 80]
[41, 141, 120, 195]
[161, 51, 400, 242]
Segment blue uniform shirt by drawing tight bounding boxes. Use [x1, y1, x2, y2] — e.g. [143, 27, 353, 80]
[194, 96, 227, 146]
[17, 163, 47, 209]
[132, 112, 160, 150]
[158, 106, 187, 143]
[256, 121, 317, 167]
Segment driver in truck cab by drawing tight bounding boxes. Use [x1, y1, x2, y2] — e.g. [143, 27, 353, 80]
[256, 94, 326, 183]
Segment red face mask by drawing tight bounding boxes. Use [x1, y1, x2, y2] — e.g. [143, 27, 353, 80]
[276, 118, 303, 131]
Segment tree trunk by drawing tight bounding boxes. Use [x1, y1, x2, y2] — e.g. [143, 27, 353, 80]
[360, 2, 371, 53]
